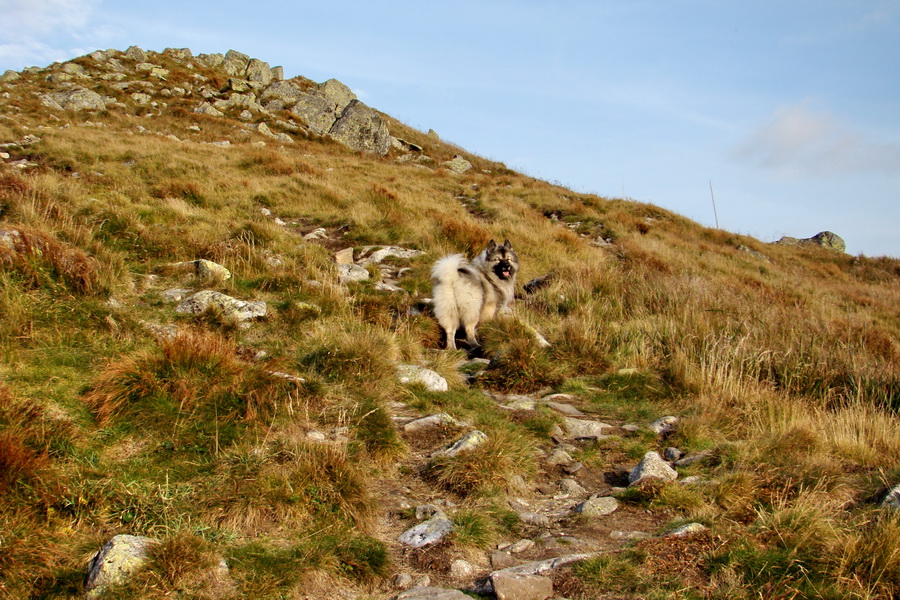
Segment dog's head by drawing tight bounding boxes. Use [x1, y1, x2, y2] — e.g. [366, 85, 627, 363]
[485, 239, 518, 281]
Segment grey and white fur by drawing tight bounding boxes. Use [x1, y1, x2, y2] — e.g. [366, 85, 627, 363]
[431, 239, 519, 350]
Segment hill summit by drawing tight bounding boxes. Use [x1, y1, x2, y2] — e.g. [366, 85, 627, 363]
[1, 46, 899, 600]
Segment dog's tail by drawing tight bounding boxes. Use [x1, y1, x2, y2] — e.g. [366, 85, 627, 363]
[430, 254, 467, 284]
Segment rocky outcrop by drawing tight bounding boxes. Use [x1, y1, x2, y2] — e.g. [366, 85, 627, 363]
[775, 231, 846, 253]
[9, 45, 394, 155]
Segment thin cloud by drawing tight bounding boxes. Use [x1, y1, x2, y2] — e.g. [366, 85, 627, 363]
[0, 0, 100, 67]
[734, 101, 900, 176]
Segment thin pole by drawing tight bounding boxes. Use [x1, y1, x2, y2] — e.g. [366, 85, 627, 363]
[709, 180, 720, 229]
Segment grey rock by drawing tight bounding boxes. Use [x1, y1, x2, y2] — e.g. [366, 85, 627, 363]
[398, 515, 454, 548]
[442, 155, 472, 174]
[666, 523, 708, 537]
[674, 451, 712, 467]
[245, 58, 274, 84]
[776, 231, 846, 253]
[558, 478, 587, 497]
[397, 365, 449, 393]
[357, 245, 424, 265]
[562, 417, 613, 439]
[223, 50, 251, 76]
[85, 534, 155, 598]
[160, 288, 193, 303]
[491, 572, 554, 600]
[546, 448, 574, 466]
[291, 91, 341, 135]
[42, 87, 107, 111]
[175, 290, 267, 323]
[432, 430, 487, 458]
[546, 401, 585, 417]
[261, 80, 305, 105]
[403, 413, 462, 432]
[337, 263, 369, 282]
[194, 102, 225, 118]
[123, 45, 148, 62]
[449, 559, 476, 580]
[395, 588, 470, 600]
[649, 415, 678, 435]
[574, 496, 619, 517]
[517, 511, 550, 528]
[629, 451, 678, 485]
[320, 78, 356, 112]
[664, 447, 683, 462]
[329, 99, 392, 155]
[1, 70, 21, 82]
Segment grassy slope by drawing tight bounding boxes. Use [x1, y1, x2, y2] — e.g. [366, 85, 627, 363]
[0, 50, 899, 599]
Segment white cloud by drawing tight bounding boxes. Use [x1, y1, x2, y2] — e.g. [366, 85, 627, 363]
[734, 101, 900, 176]
[0, 0, 100, 68]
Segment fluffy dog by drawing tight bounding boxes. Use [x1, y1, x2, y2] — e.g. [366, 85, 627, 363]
[431, 239, 519, 350]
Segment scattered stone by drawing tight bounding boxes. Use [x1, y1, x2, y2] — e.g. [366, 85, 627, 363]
[333, 247, 354, 264]
[666, 523, 709, 537]
[674, 451, 712, 467]
[517, 512, 550, 528]
[546, 448, 574, 466]
[490, 550, 519, 570]
[397, 365, 449, 392]
[432, 430, 487, 458]
[442, 155, 472, 174]
[507, 539, 535, 554]
[610, 530, 653, 541]
[169, 259, 232, 280]
[303, 227, 329, 240]
[545, 401, 585, 417]
[449, 559, 476, 580]
[357, 245, 424, 265]
[337, 262, 369, 282]
[175, 290, 267, 323]
[629, 451, 678, 486]
[490, 572, 554, 600]
[558, 478, 587, 497]
[648, 416, 678, 435]
[562, 417, 613, 440]
[574, 496, 619, 517]
[398, 515, 454, 548]
[395, 588, 470, 600]
[85, 534, 155, 598]
[403, 413, 462, 432]
[160, 288, 193, 302]
[664, 447, 683, 462]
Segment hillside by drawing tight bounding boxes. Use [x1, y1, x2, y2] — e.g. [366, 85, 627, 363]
[1, 46, 899, 600]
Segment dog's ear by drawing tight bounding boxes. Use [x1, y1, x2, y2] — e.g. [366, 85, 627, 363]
[502, 239, 513, 249]
[486, 239, 497, 250]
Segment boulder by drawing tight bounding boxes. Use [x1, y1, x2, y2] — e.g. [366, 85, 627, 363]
[397, 365, 449, 392]
[291, 91, 342, 135]
[320, 78, 356, 113]
[223, 50, 251, 77]
[261, 80, 306, 106]
[629, 451, 678, 486]
[84, 534, 155, 598]
[123, 45, 148, 62]
[245, 58, 274, 84]
[328, 100, 392, 155]
[41, 87, 107, 111]
[175, 290, 267, 323]
[442, 155, 472, 174]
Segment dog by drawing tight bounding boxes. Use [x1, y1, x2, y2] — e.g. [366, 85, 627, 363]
[431, 239, 519, 350]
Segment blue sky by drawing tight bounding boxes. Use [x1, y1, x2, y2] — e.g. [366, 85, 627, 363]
[2, 1, 898, 257]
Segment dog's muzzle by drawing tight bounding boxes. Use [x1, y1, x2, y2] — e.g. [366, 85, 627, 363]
[495, 260, 513, 280]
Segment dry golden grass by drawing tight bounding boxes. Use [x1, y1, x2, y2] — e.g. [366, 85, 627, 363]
[0, 51, 898, 599]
